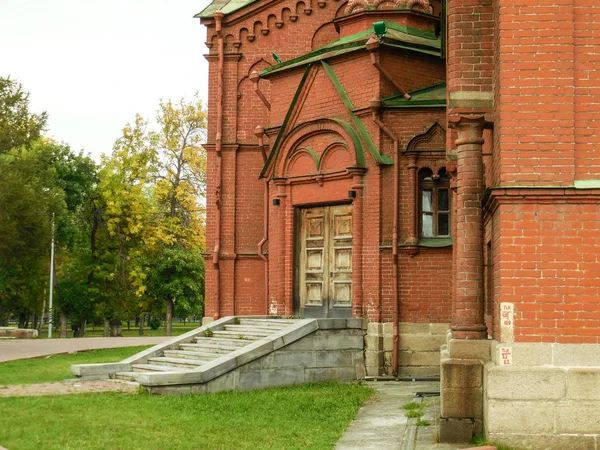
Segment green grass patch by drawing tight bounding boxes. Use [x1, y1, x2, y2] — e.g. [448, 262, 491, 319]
[0, 381, 374, 450]
[404, 409, 424, 418]
[0, 346, 151, 385]
[415, 419, 431, 427]
[400, 401, 424, 410]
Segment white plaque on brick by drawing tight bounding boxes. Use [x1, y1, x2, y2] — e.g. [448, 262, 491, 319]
[500, 302, 515, 343]
[499, 346, 512, 366]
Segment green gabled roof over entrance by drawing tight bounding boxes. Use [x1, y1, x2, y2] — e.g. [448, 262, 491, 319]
[260, 21, 441, 78]
[259, 61, 393, 179]
[195, 0, 258, 18]
[382, 82, 446, 108]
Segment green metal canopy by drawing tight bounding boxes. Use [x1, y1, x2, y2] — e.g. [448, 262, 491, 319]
[259, 21, 441, 78]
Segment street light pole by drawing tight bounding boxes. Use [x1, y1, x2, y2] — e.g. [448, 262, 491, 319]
[48, 213, 55, 338]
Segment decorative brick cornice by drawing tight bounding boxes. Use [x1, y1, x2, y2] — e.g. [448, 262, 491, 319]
[345, 0, 433, 15]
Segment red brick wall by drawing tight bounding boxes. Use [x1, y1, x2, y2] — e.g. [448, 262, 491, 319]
[494, 198, 600, 343]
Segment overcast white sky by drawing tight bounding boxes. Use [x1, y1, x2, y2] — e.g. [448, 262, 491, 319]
[0, 0, 211, 161]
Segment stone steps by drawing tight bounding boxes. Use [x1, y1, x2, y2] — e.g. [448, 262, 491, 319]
[131, 364, 189, 373]
[180, 342, 242, 353]
[147, 356, 206, 369]
[191, 337, 249, 347]
[163, 349, 221, 360]
[210, 330, 266, 340]
[111, 318, 300, 382]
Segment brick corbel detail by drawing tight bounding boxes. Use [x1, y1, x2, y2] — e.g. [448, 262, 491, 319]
[449, 115, 489, 339]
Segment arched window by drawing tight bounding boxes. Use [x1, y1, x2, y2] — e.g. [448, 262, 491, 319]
[419, 167, 451, 238]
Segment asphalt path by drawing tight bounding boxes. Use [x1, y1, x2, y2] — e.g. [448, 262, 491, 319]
[0, 336, 169, 362]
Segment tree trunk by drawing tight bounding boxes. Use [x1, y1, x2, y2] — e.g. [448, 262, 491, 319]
[166, 298, 174, 336]
[60, 310, 67, 338]
[135, 315, 140, 328]
[80, 318, 87, 338]
[138, 313, 145, 336]
[110, 319, 122, 337]
[103, 318, 110, 337]
[18, 313, 27, 329]
[39, 299, 46, 332]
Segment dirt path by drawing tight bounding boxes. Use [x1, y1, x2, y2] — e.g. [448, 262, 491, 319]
[0, 380, 139, 397]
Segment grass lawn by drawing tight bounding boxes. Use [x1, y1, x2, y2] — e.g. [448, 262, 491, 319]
[0, 346, 152, 385]
[0, 381, 374, 450]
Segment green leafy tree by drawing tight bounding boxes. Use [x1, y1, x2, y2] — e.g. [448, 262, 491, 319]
[0, 77, 47, 153]
[0, 141, 67, 326]
[146, 247, 205, 336]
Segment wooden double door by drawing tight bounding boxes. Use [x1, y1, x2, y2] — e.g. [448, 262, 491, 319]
[295, 204, 353, 318]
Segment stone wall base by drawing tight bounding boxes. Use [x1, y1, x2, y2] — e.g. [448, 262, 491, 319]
[364, 322, 448, 376]
[483, 341, 600, 450]
[146, 328, 365, 395]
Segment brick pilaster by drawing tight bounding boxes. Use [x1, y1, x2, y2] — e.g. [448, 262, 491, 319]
[450, 115, 488, 339]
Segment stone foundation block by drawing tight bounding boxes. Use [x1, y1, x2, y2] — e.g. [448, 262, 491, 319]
[556, 400, 600, 434]
[399, 322, 430, 334]
[397, 366, 440, 377]
[554, 344, 600, 367]
[429, 323, 449, 335]
[441, 359, 483, 389]
[485, 366, 566, 400]
[499, 343, 552, 367]
[567, 368, 600, 400]
[438, 418, 477, 443]
[440, 388, 483, 418]
[485, 400, 554, 434]
[486, 433, 596, 450]
[399, 351, 441, 366]
[447, 339, 491, 360]
[399, 334, 445, 351]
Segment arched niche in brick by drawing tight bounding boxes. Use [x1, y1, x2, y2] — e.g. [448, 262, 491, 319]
[275, 118, 366, 179]
[406, 122, 446, 152]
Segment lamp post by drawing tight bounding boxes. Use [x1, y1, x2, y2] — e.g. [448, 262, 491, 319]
[48, 213, 55, 338]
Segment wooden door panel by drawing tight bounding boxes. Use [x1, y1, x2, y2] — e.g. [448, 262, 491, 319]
[298, 204, 352, 317]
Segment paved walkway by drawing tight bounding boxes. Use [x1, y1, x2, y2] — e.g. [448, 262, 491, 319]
[336, 381, 469, 450]
[0, 336, 169, 362]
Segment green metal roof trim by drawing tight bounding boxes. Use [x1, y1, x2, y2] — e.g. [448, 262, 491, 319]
[321, 61, 393, 165]
[195, 0, 257, 18]
[260, 22, 440, 78]
[382, 82, 446, 107]
[260, 64, 314, 179]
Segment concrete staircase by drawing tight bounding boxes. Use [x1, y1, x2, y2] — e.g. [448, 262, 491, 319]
[71, 316, 365, 394]
[113, 318, 296, 382]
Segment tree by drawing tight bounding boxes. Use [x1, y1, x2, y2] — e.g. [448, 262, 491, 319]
[146, 247, 205, 336]
[150, 96, 207, 334]
[0, 77, 48, 153]
[0, 141, 67, 326]
[152, 96, 207, 249]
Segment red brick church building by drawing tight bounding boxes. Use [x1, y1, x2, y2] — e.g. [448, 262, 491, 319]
[197, 0, 600, 445]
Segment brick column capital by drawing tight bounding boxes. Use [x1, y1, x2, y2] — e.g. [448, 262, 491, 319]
[449, 114, 490, 146]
